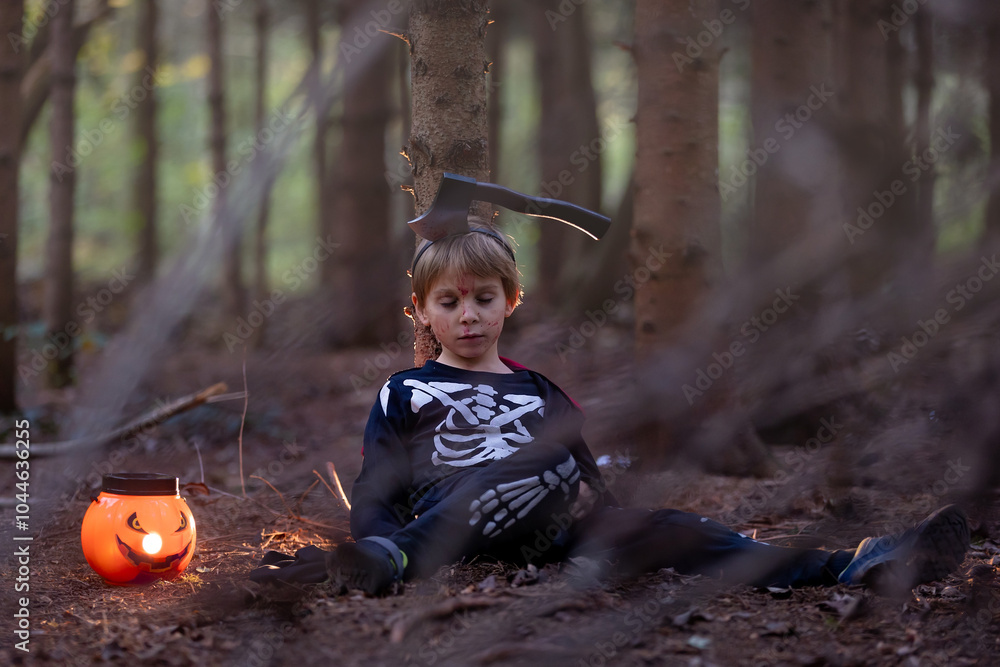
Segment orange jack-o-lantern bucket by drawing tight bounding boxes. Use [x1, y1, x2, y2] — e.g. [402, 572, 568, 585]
[81, 473, 196, 585]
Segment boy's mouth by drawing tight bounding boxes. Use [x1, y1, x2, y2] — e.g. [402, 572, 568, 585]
[458, 333, 483, 340]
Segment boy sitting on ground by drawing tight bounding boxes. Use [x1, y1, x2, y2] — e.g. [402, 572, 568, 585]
[251, 221, 970, 596]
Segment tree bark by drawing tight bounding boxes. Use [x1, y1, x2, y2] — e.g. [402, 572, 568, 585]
[252, 0, 272, 345]
[207, 0, 242, 319]
[900, 5, 935, 271]
[19, 4, 112, 149]
[134, 0, 158, 285]
[407, 0, 491, 367]
[835, 0, 899, 294]
[985, 8, 1000, 243]
[305, 0, 333, 287]
[0, 0, 24, 412]
[329, 0, 394, 345]
[532, 0, 603, 311]
[749, 0, 833, 263]
[631, 0, 772, 474]
[633, 0, 721, 352]
[45, 0, 76, 388]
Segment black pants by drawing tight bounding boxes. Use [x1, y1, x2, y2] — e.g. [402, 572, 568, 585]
[386, 442, 852, 587]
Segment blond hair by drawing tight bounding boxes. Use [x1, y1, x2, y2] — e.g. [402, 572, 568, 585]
[411, 222, 521, 308]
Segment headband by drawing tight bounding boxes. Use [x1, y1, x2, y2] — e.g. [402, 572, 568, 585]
[410, 227, 515, 273]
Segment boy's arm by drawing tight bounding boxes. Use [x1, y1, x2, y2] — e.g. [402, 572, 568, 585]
[539, 379, 619, 507]
[349, 383, 415, 540]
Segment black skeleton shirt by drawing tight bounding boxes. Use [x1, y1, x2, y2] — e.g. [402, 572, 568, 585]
[349, 359, 606, 540]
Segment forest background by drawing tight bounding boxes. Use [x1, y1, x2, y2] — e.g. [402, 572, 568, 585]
[2, 0, 1000, 665]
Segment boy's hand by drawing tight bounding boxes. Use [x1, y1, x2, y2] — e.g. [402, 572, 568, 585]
[570, 481, 598, 519]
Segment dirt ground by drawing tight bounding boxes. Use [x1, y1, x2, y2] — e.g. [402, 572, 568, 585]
[2, 323, 999, 666]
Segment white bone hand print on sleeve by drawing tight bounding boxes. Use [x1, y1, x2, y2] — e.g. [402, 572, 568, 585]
[468, 455, 581, 537]
[403, 379, 546, 468]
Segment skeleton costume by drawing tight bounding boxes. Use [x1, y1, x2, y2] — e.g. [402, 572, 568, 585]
[349, 358, 856, 586]
[349, 358, 607, 576]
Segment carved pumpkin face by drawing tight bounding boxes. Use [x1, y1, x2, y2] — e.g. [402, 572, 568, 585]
[81, 474, 196, 586]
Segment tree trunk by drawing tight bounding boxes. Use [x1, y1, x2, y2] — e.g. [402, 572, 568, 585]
[835, 0, 899, 294]
[633, 0, 721, 352]
[749, 0, 833, 263]
[305, 0, 333, 288]
[985, 9, 1000, 243]
[532, 0, 602, 310]
[914, 7, 935, 242]
[252, 0, 272, 345]
[134, 0, 158, 285]
[329, 0, 394, 345]
[407, 0, 491, 367]
[631, 0, 772, 474]
[19, 5, 112, 149]
[45, 0, 76, 388]
[208, 1, 242, 319]
[0, 0, 24, 412]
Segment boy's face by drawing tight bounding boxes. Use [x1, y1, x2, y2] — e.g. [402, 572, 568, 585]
[413, 270, 515, 370]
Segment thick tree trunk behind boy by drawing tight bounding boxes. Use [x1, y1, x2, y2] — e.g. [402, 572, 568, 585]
[406, 0, 491, 366]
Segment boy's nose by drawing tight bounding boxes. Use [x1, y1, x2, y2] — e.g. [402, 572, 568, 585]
[460, 300, 478, 322]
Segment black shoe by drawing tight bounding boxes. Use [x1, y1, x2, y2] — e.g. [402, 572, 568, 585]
[328, 536, 405, 595]
[838, 504, 970, 594]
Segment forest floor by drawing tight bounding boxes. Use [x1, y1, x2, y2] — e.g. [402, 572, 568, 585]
[2, 320, 999, 667]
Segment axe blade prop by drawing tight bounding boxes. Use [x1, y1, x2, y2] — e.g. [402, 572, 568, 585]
[407, 173, 611, 242]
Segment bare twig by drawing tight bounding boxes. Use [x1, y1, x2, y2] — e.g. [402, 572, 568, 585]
[326, 461, 352, 511]
[193, 440, 206, 484]
[238, 348, 249, 498]
[312, 469, 340, 504]
[249, 475, 294, 517]
[294, 479, 320, 514]
[0, 382, 228, 458]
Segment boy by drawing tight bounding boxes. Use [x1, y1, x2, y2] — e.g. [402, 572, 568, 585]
[251, 223, 970, 596]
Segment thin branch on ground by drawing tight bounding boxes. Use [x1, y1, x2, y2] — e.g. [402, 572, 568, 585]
[238, 347, 249, 498]
[0, 382, 228, 458]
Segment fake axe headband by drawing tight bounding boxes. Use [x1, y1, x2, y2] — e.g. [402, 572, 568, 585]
[408, 173, 611, 270]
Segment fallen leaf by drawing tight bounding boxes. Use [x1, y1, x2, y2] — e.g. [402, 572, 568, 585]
[762, 621, 793, 636]
[687, 635, 711, 650]
[478, 574, 497, 593]
[181, 482, 211, 496]
[818, 592, 863, 621]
